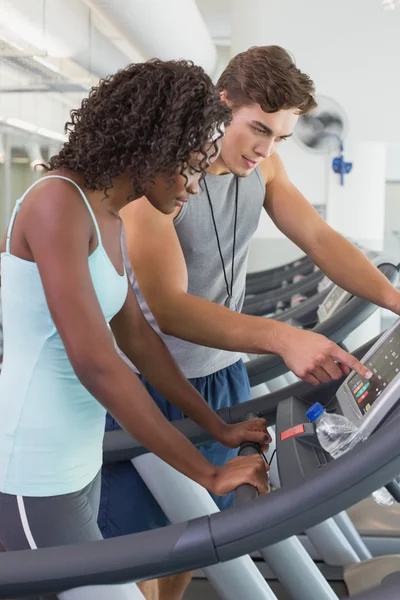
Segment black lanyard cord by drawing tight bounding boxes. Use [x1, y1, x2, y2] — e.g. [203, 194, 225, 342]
[204, 175, 239, 303]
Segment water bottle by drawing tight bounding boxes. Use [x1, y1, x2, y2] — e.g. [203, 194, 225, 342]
[306, 403, 394, 507]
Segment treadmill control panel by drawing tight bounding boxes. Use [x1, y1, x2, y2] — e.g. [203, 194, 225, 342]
[317, 276, 332, 293]
[317, 255, 394, 324]
[317, 285, 351, 323]
[337, 318, 400, 435]
[322, 286, 347, 313]
[348, 329, 400, 415]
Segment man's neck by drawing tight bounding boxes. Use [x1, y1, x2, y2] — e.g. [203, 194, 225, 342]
[206, 155, 232, 176]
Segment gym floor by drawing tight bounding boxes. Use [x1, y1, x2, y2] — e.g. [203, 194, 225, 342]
[184, 578, 348, 599]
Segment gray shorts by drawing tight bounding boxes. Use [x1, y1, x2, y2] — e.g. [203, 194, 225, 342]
[0, 472, 102, 599]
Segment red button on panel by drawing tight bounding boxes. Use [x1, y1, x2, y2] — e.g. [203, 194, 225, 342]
[357, 390, 369, 404]
[280, 424, 305, 441]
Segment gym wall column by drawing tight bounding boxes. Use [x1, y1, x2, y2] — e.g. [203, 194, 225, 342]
[326, 141, 386, 252]
[1, 134, 11, 236]
[326, 141, 387, 348]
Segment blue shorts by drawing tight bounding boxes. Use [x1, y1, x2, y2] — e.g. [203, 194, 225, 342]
[98, 359, 251, 537]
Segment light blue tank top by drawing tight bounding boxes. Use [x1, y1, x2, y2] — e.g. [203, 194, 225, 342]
[0, 176, 128, 496]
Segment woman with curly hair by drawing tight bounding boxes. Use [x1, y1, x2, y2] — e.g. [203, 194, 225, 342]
[0, 59, 269, 599]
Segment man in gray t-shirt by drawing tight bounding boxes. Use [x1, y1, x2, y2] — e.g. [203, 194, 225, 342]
[100, 46, 400, 600]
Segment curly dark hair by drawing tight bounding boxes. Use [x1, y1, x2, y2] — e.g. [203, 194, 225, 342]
[217, 46, 317, 115]
[45, 59, 231, 194]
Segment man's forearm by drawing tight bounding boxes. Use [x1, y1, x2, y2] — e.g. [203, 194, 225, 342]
[310, 231, 400, 312]
[154, 291, 290, 355]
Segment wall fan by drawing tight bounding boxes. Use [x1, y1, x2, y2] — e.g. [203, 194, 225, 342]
[294, 95, 352, 185]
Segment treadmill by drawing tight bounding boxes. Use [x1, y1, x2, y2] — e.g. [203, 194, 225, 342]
[119, 259, 398, 598]
[243, 252, 396, 319]
[244, 255, 400, 566]
[275, 318, 400, 595]
[244, 253, 398, 399]
[246, 272, 333, 331]
[246, 257, 316, 296]
[243, 268, 324, 316]
[246, 255, 310, 282]
[4, 327, 400, 599]
[246, 254, 399, 388]
[245, 241, 366, 296]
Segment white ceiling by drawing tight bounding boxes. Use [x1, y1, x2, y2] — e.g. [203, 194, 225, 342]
[196, 0, 231, 45]
[1, 0, 400, 144]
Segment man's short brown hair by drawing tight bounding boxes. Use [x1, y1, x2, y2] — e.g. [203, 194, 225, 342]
[217, 46, 317, 115]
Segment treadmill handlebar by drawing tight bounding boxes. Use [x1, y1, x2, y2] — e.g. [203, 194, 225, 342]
[243, 269, 323, 314]
[0, 516, 217, 599]
[235, 412, 262, 506]
[273, 287, 331, 325]
[246, 259, 313, 287]
[4, 376, 400, 597]
[103, 336, 380, 465]
[246, 255, 310, 281]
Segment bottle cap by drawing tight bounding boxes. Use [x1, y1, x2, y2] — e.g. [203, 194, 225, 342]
[306, 402, 325, 423]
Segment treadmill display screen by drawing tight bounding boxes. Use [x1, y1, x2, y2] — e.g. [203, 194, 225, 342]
[323, 286, 346, 315]
[348, 330, 400, 415]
